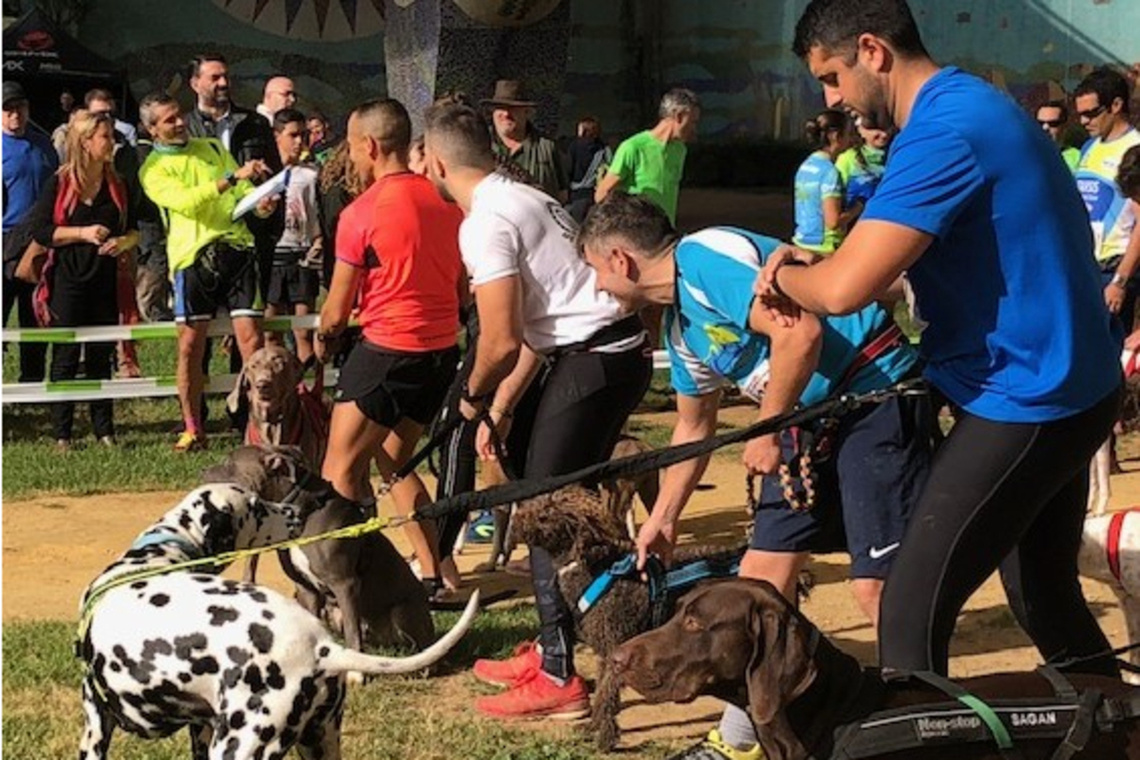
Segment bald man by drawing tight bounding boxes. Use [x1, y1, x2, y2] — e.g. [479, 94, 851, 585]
[317, 98, 466, 596]
[257, 76, 297, 121]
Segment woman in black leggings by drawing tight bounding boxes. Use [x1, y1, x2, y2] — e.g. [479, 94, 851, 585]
[28, 110, 138, 450]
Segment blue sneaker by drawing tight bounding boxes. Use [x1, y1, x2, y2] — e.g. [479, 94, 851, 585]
[466, 510, 496, 544]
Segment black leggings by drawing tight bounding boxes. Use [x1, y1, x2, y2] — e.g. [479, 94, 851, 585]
[510, 344, 652, 679]
[878, 383, 1122, 677]
[48, 277, 117, 440]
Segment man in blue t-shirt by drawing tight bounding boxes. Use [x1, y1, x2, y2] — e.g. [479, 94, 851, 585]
[580, 188, 932, 669]
[763, 0, 1119, 697]
[3, 81, 57, 383]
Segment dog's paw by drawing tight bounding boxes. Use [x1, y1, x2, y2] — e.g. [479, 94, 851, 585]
[347, 671, 366, 686]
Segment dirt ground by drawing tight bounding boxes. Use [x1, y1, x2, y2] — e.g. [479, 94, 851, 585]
[6, 405, 1140, 747]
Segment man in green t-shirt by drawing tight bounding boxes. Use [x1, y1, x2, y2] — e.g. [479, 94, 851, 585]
[595, 88, 700, 224]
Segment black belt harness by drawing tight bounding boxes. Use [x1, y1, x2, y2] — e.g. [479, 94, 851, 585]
[827, 666, 1140, 759]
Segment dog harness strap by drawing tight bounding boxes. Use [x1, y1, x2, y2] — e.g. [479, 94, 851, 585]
[911, 671, 1016, 750]
[661, 555, 743, 594]
[1050, 688, 1102, 760]
[576, 554, 638, 614]
[1036, 665, 1079, 701]
[1096, 691, 1140, 729]
[1107, 510, 1128, 583]
[834, 322, 905, 394]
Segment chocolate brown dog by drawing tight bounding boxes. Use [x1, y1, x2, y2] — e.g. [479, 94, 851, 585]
[613, 579, 1140, 759]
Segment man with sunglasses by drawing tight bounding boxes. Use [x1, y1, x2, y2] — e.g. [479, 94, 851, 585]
[1074, 67, 1140, 327]
[1035, 100, 1080, 174]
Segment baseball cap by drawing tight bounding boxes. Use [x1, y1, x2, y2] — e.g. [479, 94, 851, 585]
[3, 81, 28, 108]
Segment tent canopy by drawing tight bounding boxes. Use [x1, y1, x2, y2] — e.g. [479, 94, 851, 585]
[4, 7, 129, 127]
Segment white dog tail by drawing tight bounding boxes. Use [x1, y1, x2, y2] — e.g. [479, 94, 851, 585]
[318, 590, 480, 675]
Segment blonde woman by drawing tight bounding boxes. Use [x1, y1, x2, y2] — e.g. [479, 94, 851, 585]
[28, 109, 138, 450]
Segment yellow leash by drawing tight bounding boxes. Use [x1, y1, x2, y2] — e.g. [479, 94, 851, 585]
[76, 513, 408, 645]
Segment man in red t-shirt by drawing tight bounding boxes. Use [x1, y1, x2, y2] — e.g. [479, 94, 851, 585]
[317, 98, 465, 594]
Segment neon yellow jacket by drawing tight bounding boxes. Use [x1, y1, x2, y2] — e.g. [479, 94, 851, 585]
[138, 137, 256, 272]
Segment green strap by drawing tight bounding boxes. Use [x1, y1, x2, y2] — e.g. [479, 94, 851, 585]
[907, 670, 1015, 751]
[956, 693, 1015, 750]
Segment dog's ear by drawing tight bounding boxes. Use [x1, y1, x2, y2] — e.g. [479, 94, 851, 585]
[261, 446, 301, 483]
[744, 586, 819, 726]
[200, 502, 238, 559]
[227, 363, 250, 416]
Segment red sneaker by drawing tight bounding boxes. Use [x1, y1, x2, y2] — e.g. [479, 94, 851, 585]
[472, 641, 541, 688]
[475, 670, 590, 720]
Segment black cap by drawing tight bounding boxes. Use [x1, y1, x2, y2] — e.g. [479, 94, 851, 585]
[3, 81, 28, 108]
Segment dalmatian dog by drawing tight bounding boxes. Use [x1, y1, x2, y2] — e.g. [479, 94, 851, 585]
[1080, 508, 1140, 683]
[78, 482, 479, 760]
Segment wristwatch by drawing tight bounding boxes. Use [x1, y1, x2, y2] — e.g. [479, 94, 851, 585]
[1111, 273, 1128, 288]
[223, 170, 236, 186]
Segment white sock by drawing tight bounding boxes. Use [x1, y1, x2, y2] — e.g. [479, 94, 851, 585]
[718, 703, 759, 749]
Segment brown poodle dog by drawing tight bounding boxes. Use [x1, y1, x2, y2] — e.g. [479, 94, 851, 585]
[511, 485, 744, 750]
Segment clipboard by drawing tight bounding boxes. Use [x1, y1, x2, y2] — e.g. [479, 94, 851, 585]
[231, 168, 290, 221]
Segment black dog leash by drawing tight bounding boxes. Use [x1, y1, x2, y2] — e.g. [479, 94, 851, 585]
[416, 380, 928, 522]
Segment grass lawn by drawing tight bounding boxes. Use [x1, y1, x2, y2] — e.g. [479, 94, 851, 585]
[1, 324, 682, 501]
[2, 607, 677, 760]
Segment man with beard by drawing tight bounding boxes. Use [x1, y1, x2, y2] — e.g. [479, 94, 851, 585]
[483, 79, 568, 202]
[423, 101, 652, 720]
[137, 93, 277, 451]
[184, 54, 285, 414]
[761, 0, 1120, 694]
[1074, 67, 1140, 328]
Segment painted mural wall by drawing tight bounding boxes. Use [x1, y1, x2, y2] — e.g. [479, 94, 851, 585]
[565, 0, 1140, 140]
[76, 0, 386, 125]
[68, 0, 1140, 141]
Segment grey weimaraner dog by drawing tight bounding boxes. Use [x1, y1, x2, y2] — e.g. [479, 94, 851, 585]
[613, 579, 1140, 759]
[202, 446, 436, 655]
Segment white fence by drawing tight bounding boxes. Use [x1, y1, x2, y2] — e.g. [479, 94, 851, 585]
[1, 316, 670, 404]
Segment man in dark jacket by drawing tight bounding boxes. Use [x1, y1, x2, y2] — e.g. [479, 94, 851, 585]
[185, 54, 285, 396]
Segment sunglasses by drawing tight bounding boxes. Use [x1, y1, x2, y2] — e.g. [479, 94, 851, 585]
[1077, 104, 1107, 121]
[1038, 118, 1064, 128]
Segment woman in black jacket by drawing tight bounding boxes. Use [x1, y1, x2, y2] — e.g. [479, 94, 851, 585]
[29, 109, 138, 450]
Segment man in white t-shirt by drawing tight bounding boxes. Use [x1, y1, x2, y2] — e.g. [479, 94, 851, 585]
[267, 108, 322, 362]
[424, 101, 653, 720]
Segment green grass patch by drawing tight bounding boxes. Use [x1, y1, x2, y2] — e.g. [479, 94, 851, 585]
[2, 612, 676, 760]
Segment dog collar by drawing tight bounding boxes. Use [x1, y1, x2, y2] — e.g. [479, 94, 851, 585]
[130, 529, 202, 559]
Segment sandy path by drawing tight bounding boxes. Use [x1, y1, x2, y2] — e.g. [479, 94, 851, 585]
[6, 413, 1140, 747]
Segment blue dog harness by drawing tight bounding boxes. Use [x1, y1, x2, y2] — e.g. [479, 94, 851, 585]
[577, 551, 743, 627]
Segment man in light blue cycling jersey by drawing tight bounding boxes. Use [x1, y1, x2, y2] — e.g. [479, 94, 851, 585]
[579, 191, 935, 760]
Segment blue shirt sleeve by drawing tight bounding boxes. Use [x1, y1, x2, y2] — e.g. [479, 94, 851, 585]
[820, 162, 842, 198]
[862, 126, 984, 238]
